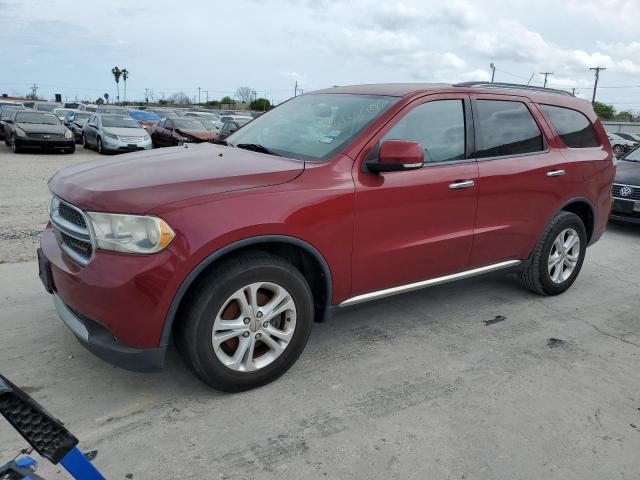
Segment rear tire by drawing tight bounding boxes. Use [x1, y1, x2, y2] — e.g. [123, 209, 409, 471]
[175, 251, 314, 392]
[521, 211, 587, 295]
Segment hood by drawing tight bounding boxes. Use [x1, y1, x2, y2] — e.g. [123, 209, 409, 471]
[103, 127, 148, 137]
[176, 128, 217, 142]
[48, 142, 304, 214]
[18, 123, 66, 135]
[615, 159, 640, 186]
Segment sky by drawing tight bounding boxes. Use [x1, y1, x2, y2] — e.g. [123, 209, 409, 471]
[1, 0, 639, 111]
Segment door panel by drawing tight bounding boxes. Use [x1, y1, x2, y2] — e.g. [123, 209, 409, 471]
[468, 94, 568, 267]
[351, 94, 479, 297]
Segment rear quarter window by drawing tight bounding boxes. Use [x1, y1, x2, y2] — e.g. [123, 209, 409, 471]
[541, 105, 600, 148]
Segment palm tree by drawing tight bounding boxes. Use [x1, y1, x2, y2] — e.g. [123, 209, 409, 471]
[111, 66, 122, 103]
[104, 93, 109, 104]
[122, 68, 129, 104]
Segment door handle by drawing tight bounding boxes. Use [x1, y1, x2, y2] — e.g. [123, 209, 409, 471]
[449, 180, 476, 190]
[547, 169, 566, 177]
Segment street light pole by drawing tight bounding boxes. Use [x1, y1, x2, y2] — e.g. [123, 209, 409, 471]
[540, 72, 553, 88]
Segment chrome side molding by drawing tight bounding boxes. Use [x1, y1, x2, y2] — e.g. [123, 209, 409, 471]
[339, 260, 522, 307]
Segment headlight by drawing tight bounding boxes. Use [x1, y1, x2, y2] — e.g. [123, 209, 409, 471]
[103, 132, 118, 140]
[15, 127, 27, 138]
[86, 212, 175, 254]
[64, 129, 73, 139]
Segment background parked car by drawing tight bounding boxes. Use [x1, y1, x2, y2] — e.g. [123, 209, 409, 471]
[217, 120, 241, 140]
[5, 110, 74, 153]
[128, 109, 162, 132]
[213, 115, 252, 131]
[608, 132, 637, 156]
[613, 132, 640, 143]
[82, 113, 152, 154]
[147, 108, 180, 118]
[63, 110, 93, 143]
[77, 103, 100, 112]
[610, 146, 640, 224]
[0, 100, 25, 108]
[53, 108, 75, 121]
[150, 117, 218, 147]
[184, 111, 220, 123]
[0, 105, 26, 141]
[32, 102, 62, 112]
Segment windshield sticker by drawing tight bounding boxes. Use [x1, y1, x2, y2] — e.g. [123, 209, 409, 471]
[319, 136, 335, 144]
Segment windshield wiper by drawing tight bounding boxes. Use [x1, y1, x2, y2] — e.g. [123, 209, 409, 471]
[210, 139, 229, 146]
[235, 143, 280, 156]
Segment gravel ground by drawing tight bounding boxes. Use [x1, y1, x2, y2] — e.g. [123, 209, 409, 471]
[0, 143, 99, 263]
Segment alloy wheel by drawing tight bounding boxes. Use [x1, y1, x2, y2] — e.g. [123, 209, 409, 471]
[547, 228, 581, 284]
[212, 282, 297, 372]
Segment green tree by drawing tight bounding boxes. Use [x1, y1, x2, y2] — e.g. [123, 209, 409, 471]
[111, 66, 122, 102]
[593, 101, 615, 120]
[614, 111, 633, 122]
[96, 97, 104, 105]
[221, 96, 234, 104]
[249, 98, 271, 111]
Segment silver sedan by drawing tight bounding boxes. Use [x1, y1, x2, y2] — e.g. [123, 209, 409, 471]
[82, 113, 152, 154]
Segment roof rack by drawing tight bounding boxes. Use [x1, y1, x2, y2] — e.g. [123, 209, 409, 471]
[454, 81, 574, 97]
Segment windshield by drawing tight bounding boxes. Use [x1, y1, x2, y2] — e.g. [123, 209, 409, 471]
[174, 118, 208, 131]
[102, 115, 141, 128]
[623, 147, 640, 162]
[16, 112, 61, 125]
[1, 108, 19, 120]
[227, 94, 397, 160]
[129, 110, 161, 121]
[197, 118, 215, 130]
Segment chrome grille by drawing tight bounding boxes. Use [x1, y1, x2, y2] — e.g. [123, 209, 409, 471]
[612, 184, 640, 201]
[49, 197, 94, 265]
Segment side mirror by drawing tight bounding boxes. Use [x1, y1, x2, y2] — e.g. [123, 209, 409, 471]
[367, 140, 424, 174]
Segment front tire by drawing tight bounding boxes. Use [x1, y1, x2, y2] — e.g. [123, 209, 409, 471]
[97, 137, 104, 154]
[175, 251, 314, 392]
[11, 136, 20, 153]
[521, 211, 587, 295]
[81, 133, 88, 149]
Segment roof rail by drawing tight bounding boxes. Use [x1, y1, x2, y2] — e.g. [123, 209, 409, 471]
[454, 81, 574, 97]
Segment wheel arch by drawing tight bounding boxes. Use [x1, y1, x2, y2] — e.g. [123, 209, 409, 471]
[160, 235, 333, 347]
[559, 197, 595, 243]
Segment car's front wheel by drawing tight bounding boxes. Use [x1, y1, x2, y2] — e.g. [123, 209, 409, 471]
[11, 136, 20, 153]
[97, 137, 104, 154]
[521, 211, 587, 295]
[176, 251, 314, 392]
[81, 133, 88, 149]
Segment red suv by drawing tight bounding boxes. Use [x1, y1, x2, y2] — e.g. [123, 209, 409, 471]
[39, 83, 615, 391]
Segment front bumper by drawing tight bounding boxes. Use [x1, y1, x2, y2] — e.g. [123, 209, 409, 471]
[52, 293, 166, 371]
[101, 135, 153, 152]
[15, 137, 74, 149]
[40, 225, 185, 370]
[610, 197, 640, 224]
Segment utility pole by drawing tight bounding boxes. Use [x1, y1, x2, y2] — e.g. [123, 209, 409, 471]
[540, 72, 553, 88]
[572, 88, 576, 96]
[589, 67, 606, 105]
[198, 87, 201, 104]
[294, 80, 298, 97]
[30, 83, 39, 99]
[204, 90, 209, 103]
[490, 63, 496, 83]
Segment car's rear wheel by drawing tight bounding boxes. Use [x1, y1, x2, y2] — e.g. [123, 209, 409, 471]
[521, 211, 587, 295]
[175, 251, 314, 392]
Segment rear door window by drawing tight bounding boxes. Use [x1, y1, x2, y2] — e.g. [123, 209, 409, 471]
[540, 105, 600, 148]
[474, 100, 544, 158]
